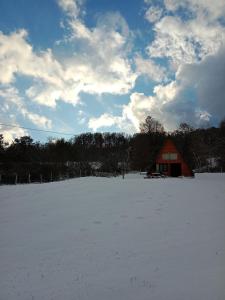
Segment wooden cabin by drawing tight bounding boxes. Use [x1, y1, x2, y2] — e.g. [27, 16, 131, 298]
[155, 139, 193, 177]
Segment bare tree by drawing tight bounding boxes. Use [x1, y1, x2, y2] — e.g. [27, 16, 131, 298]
[140, 116, 164, 133]
[177, 122, 194, 134]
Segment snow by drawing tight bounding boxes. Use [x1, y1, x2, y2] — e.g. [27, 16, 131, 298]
[0, 173, 225, 300]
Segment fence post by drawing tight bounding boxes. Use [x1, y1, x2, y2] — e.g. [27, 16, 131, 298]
[50, 172, 53, 182]
[15, 173, 18, 185]
[28, 173, 31, 184]
[40, 174, 43, 183]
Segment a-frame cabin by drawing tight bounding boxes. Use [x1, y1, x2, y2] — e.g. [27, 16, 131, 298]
[155, 139, 193, 177]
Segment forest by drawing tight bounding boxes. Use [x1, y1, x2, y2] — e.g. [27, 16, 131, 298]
[0, 116, 225, 184]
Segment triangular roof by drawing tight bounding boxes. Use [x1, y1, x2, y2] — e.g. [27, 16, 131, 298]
[156, 138, 181, 160]
[155, 138, 193, 176]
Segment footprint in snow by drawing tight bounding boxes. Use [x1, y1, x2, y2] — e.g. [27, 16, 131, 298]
[93, 221, 102, 224]
[80, 228, 87, 232]
[136, 199, 145, 203]
[120, 215, 128, 218]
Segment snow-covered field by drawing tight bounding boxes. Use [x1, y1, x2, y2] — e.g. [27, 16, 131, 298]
[0, 173, 225, 300]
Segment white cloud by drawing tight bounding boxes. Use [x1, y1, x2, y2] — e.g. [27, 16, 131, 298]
[147, 15, 225, 68]
[59, 1, 137, 96]
[143, 0, 225, 72]
[88, 93, 160, 132]
[76, 0, 225, 132]
[25, 83, 80, 107]
[1, 0, 224, 136]
[121, 89, 180, 131]
[0, 30, 64, 86]
[21, 109, 52, 129]
[88, 113, 121, 131]
[88, 43, 225, 133]
[0, 85, 23, 107]
[135, 55, 168, 82]
[0, 30, 84, 107]
[88, 105, 139, 133]
[65, 12, 137, 95]
[196, 110, 211, 122]
[0, 85, 52, 130]
[0, 0, 139, 139]
[58, 0, 80, 18]
[153, 81, 178, 102]
[77, 109, 87, 125]
[0, 88, 27, 142]
[0, 6, 137, 108]
[0, 30, 72, 107]
[164, 0, 225, 20]
[129, 0, 225, 130]
[123, 45, 225, 130]
[145, 6, 163, 23]
[0, 123, 27, 143]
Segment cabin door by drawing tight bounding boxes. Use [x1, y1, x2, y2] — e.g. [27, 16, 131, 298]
[170, 163, 181, 177]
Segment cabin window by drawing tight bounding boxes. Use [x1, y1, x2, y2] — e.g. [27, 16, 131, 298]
[162, 153, 178, 160]
[159, 163, 168, 172]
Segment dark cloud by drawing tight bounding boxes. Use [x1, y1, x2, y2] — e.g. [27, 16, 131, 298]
[162, 46, 225, 127]
[179, 46, 225, 120]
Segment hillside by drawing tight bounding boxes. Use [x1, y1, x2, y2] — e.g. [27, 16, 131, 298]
[0, 174, 225, 300]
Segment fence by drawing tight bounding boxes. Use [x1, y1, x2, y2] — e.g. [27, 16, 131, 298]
[0, 169, 120, 185]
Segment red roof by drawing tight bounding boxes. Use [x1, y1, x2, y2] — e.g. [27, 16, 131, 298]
[155, 139, 192, 176]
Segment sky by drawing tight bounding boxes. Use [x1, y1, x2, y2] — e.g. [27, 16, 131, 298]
[0, 0, 225, 142]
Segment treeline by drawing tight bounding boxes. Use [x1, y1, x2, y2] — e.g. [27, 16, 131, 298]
[0, 133, 130, 183]
[0, 117, 225, 184]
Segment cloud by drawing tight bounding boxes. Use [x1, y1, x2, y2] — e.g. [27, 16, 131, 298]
[0, 86, 28, 141]
[145, 6, 163, 23]
[176, 46, 225, 120]
[147, 15, 225, 68]
[120, 0, 225, 131]
[21, 109, 52, 129]
[0, 30, 64, 86]
[143, 0, 225, 71]
[0, 0, 138, 139]
[89, 43, 225, 132]
[0, 85, 52, 131]
[60, 0, 225, 131]
[122, 46, 225, 130]
[25, 83, 80, 107]
[135, 55, 168, 82]
[0, 29, 88, 108]
[0, 123, 27, 143]
[58, 0, 80, 18]
[78, 0, 225, 134]
[88, 113, 120, 131]
[88, 92, 161, 132]
[59, 1, 137, 96]
[0, 85, 23, 107]
[164, 0, 225, 20]
[1, 0, 224, 136]
[88, 107, 137, 133]
[0, 30, 72, 107]
[0, 2, 137, 108]
[120, 85, 180, 131]
[65, 12, 137, 95]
